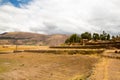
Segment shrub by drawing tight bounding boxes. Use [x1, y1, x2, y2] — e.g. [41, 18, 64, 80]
[115, 50, 118, 53]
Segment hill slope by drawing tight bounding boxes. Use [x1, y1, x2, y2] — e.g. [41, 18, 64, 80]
[0, 32, 68, 46]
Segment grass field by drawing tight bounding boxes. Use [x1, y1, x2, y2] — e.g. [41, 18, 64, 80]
[0, 52, 98, 80]
[0, 45, 120, 80]
[0, 45, 50, 51]
[0, 45, 119, 80]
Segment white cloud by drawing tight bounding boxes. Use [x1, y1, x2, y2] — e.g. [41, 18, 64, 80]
[0, 0, 120, 35]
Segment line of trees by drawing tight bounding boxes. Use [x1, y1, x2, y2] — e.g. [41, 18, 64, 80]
[112, 35, 120, 41]
[65, 31, 111, 44]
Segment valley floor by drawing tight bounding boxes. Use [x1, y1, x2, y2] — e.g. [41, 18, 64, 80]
[0, 53, 98, 80]
[0, 45, 120, 80]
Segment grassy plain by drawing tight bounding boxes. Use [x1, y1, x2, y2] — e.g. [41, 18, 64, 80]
[0, 45, 99, 80]
[0, 45, 49, 51]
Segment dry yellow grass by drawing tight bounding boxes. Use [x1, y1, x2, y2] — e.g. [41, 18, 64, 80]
[0, 52, 98, 80]
[0, 45, 119, 80]
[0, 45, 49, 51]
[89, 50, 120, 80]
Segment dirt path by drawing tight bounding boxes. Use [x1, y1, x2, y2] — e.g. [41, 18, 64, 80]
[88, 50, 120, 80]
[88, 58, 108, 80]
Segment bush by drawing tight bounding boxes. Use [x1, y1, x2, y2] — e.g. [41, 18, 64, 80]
[115, 50, 118, 53]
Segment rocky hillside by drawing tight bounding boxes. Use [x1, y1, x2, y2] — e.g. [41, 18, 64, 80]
[0, 32, 69, 46]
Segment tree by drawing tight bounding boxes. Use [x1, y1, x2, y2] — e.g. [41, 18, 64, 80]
[81, 32, 91, 40]
[65, 34, 80, 44]
[112, 36, 115, 39]
[107, 34, 110, 40]
[100, 34, 105, 40]
[65, 38, 71, 44]
[93, 33, 100, 41]
[100, 31, 108, 40]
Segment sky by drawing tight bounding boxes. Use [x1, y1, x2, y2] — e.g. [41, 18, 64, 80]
[0, 0, 120, 35]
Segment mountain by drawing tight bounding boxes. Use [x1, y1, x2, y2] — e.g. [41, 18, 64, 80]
[0, 32, 69, 46]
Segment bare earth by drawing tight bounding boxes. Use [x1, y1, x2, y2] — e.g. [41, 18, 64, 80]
[0, 53, 98, 80]
[89, 50, 120, 80]
[0, 45, 120, 80]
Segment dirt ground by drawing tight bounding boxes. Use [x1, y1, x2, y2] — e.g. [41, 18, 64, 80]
[88, 50, 120, 80]
[0, 53, 98, 80]
[0, 45, 120, 80]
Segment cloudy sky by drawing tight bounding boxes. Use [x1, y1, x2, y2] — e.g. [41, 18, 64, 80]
[0, 0, 120, 35]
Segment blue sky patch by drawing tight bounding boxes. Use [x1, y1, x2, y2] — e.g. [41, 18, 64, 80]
[0, 0, 32, 7]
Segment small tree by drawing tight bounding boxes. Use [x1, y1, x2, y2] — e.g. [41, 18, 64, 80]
[93, 33, 100, 41]
[100, 31, 108, 40]
[81, 32, 91, 40]
[107, 34, 110, 40]
[112, 36, 115, 39]
[65, 38, 71, 44]
[100, 34, 105, 40]
[65, 34, 80, 44]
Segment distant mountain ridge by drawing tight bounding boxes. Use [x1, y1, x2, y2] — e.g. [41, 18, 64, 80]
[0, 32, 69, 46]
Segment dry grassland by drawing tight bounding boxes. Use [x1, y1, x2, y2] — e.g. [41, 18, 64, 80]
[89, 50, 120, 80]
[0, 52, 98, 80]
[0, 45, 49, 51]
[0, 45, 119, 80]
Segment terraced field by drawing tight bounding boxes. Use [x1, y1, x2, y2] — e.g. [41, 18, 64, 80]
[0, 45, 120, 80]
